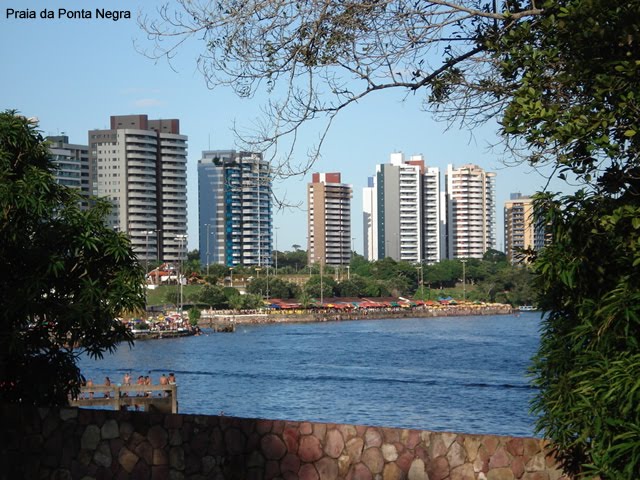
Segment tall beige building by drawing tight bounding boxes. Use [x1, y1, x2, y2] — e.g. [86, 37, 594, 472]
[504, 193, 544, 263]
[445, 164, 496, 259]
[308, 172, 352, 266]
[89, 115, 188, 263]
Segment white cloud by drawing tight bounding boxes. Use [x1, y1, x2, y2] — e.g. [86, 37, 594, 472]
[133, 98, 164, 108]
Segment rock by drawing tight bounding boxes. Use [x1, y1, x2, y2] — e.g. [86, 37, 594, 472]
[345, 437, 364, 463]
[59, 408, 78, 421]
[299, 435, 323, 462]
[447, 440, 467, 469]
[408, 458, 427, 480]
[364, 428, 382, 448]
[169, 446, 185, 471]
[426, 456, 449, 480]
[382, 462, 403, 480]
[80, 425, 101, 450]
[362, 447, 384, 474]
[93, 442, 112, 468]
[261, 434, 287, 460]
[315, 457, 338, 480]
[487, 467, 515, 480]
[324, 429, 345, 459]
[298, 463, 319, 480]
[489, 447, 510, 469]
[101, 419, 119, 440]
[451, 463, 475, 480]
[118, 447, 139, 473]
[148, 425, 168, 449]
[382, 443, 398, 462]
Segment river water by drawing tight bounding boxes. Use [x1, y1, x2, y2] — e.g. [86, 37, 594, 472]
[79, 311, 542, 437]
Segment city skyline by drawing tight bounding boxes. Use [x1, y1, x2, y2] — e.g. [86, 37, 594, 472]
[0, 3, 571, 254]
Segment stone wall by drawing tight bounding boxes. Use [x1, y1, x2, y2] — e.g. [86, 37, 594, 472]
[1, 404, 567, 480]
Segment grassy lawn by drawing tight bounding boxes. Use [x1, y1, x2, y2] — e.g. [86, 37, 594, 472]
[146, 284, 204, 307]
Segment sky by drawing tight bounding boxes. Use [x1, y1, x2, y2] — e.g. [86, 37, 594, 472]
[0, 0, 569, 254]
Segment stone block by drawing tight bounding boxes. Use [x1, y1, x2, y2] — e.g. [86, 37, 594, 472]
[362, 447, 384, 474]
[299, 462, 319, 480]
[147, 425, 168, 449]
[151, 465, 170, 480]
[324, 429, 345, 459]
[487, 467, 515, 480]
[101, 419, 119, 440]
[283, 427, 300, 453]
[299, 422, 313, 435]
[506, 438, 524, 457]
[447, 440, 467, 469]
[281, 453, 301, 473]
[299, 434, 323, 462]
[408, 458, 427, 480]
[315, 457, 339, 480]
[347, 463, 373, 480]
[247, 450, 266, 469]
[426, 456, 449, 480]
[312, 422, 326, 439]
[483, 436, 499, 456]
[511, 457, 525, 478]
[345, 437, 364, 463]
[153, 448, 169, 466]
[463, 436, 483, 462]
[382, 443, 399, 462]
[118, 447, 139, 473]
[169, 446, 185, 471]
[264, 460, 280, 480]
[224, 428, 246, 455]
[261, 433, 287, 460]
[525, 454, 546, 473]
[364, 428, 382, 448]
[451, 463, 475, 480]
[523, 439, 541, 458]
[134, 440, 153, 465]
[93, 442, 112, 468]
[338, 455, 351, 478]
[256, 419, 273, 435]
[489, 447, 510, 469]
[337, 424, 357, 442]
[164, 413, 183, 430]
[396, 451, 414, 473]
[382, 462, 403, 480]
[81, 425, 101, 450]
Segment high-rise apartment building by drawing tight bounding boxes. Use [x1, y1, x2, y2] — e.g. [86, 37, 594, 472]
[198, 150, 272, 267]
[363, 153, 441, 264]
[504, 193, 545, 263]
[47, 135, 90, 195]
[307, 172, 352, 266]
[88, 115, 188, 263]
[445, 164, 496, 259]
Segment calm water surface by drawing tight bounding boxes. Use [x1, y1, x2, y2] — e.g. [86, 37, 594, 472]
[79, 312, 541, 437]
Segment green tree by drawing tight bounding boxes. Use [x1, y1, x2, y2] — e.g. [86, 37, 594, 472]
[246, 277, 300, 299]
[188, 307, 201, 326]
[0, 111, 145, 406]
[196, 284, 228, 309]
[304, 275, 336, 299]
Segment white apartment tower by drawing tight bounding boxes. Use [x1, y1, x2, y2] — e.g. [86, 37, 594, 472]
[308, 172, 352, 266]
[89, 115, 188, 263]
[504, 193, 545, 263]
[47, 135, 90, 196]
[445, 164, 496, 259]
[363, 153, 441, 264]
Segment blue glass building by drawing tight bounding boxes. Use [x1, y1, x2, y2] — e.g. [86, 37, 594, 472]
[198, 150, 272, 268]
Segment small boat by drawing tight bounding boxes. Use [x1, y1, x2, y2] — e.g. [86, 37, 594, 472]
[518, 305, 536, 311]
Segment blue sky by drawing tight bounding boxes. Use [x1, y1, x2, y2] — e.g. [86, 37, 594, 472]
[1, 0, 568, 254]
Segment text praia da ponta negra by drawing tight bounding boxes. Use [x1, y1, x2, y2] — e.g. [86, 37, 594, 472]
[6, 8, 130, 21]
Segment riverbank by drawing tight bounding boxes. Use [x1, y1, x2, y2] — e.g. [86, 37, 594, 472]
[199, 303, 516, 327]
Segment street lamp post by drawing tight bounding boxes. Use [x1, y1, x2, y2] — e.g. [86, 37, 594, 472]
[176, 234, 187, 316]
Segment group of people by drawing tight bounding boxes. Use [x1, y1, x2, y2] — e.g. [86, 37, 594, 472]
[82, 372, 176, 399]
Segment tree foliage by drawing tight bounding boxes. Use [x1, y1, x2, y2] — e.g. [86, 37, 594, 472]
[0, 111, 145, 406]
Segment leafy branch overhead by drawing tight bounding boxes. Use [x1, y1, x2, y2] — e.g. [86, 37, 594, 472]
[140, 0, 542, 175]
